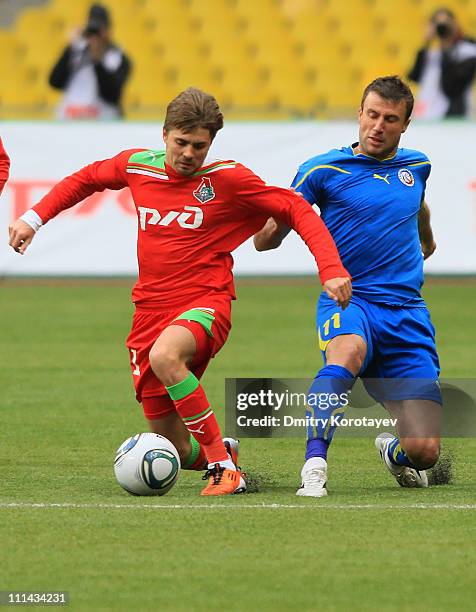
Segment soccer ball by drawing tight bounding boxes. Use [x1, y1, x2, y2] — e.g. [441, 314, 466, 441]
[114, 432, 181, 496]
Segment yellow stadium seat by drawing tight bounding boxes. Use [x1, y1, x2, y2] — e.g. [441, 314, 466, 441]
[49, 0, 93, 27]
[0, 65, 46, 108]
[3, 0, 474, 119]
[0, 30, 25, 68]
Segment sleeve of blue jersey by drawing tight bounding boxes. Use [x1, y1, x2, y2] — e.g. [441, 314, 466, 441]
[406, 149, 432, 182]
[422, 155, 431, 181]
[290, 159, 323, 205]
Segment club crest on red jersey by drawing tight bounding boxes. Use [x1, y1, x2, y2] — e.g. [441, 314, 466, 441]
[193, 177, 215, 203]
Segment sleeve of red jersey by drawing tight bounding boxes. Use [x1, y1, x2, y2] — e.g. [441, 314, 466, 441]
[33, 148, 142, 223]
[0, 137, 10, 195]
[233, 164, 350, 284]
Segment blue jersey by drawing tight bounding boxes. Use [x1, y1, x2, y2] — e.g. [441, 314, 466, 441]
[291, 145, 431, 306]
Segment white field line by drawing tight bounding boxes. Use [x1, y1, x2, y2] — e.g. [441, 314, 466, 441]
[1, 502, 475, 510]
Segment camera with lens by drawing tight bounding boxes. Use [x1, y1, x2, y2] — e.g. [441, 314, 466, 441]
[435, 22, 453, 39]
[84, 20, 101, 37]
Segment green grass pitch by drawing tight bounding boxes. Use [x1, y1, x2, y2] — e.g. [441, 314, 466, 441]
[1, 277, 475, 611]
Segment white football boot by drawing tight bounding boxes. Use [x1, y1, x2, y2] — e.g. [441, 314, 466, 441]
[375, 433, 428, 488]
[222, 437, 247, 493]
[296, 457, 328, 497]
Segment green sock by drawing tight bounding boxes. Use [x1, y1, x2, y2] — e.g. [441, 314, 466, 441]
[182, 435, 202, 469]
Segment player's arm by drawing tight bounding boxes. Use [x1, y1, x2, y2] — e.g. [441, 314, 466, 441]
[277, 194, 352, 309]
[253, 216, 290, 251]
[418, 199, 436, 260]
[235, 167, 351, 308]
[254, 168, 317, 251]
[0, 137, 10, 195]
[8, 149, 138, 255]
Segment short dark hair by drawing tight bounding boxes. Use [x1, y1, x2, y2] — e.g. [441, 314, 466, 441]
[361, 76, 414, 120]
[86, 3, 110, 30]
[164, 87, 224, 140]
[431, 7, 455, 23]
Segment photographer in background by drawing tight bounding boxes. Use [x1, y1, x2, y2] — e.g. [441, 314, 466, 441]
[408, 7, 476, 119]
[49, 3, 131, 120]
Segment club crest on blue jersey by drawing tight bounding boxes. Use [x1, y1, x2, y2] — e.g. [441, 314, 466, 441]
[398, 168, 415, 187]
[193, 177, 215, 203]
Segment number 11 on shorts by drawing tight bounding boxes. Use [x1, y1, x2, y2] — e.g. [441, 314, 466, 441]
[322, 312, 341, 336]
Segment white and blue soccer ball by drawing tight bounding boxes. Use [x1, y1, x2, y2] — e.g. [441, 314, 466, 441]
[114, 432, 181, 496]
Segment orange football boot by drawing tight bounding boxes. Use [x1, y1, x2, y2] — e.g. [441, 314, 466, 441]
[200, 463, 246, 496]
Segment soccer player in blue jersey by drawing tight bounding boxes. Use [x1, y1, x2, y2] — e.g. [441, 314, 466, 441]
[254, 76, 441, 496]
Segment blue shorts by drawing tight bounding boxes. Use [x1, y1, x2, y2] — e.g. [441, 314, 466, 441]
[316, 293, 441, 403]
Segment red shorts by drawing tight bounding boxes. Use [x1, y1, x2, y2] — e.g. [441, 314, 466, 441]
[126, 295, 232, 420]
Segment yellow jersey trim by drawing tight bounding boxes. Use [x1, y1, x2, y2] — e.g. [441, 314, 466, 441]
[295, 165, 351, 188]
[324, 407, 346, 440]
[407, 161, 431, 167]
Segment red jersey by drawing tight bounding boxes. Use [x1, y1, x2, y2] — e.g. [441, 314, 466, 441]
[0, 138, 10, 195]
[33, 149, 349, 309]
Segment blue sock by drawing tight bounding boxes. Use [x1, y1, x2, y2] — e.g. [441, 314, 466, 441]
[305, 364, 355, 461]
[387, 437, 418, 469]
[305, 437, 329, 461]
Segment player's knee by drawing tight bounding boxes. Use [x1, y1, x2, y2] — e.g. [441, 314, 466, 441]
[149, 345, 181, 383]
[327, 339, 365, 374]
[406, 439, 440, 469]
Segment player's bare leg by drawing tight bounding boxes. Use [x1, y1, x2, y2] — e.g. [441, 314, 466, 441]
[148, 410, 209, 471]
[148, 412, 194, 462]
[325, 334, 367, 374]
[376, 399, 441, 488]
[390, 399, 441, 467]
[149, 325, 196, 387]
[149, 325, 245, 495]
[298, 334, 366, 497]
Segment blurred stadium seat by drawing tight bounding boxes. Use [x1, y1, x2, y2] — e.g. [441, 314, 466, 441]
[0, 0, 475, 120]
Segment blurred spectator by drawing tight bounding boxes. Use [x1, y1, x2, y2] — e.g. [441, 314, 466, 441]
[49, 3, 131, 120]
[408, 8, 476, 119]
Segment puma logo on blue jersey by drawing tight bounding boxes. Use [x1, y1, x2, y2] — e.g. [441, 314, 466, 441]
[373, 173, 390, 184]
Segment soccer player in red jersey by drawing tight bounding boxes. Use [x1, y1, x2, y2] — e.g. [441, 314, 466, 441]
[8, 88, 351, 496]
[0, 137, 10, 195]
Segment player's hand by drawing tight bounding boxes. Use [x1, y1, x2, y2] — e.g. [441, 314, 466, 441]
[253, 217, 290, 251]
[289, 187, 303, 197]
[422, 239, 436, 260]
[69, 26, 84, 45]
[323, 277, 352, 310]
[8, 219, 35, 254]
